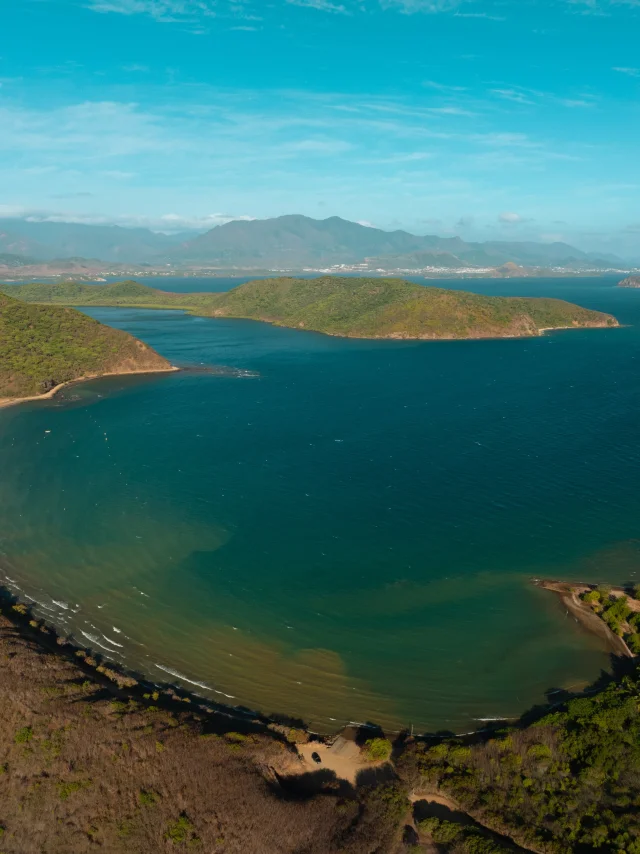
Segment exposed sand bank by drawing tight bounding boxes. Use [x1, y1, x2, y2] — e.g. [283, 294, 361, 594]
[0, 365, 179, 410]
[537, 579, 636, 658]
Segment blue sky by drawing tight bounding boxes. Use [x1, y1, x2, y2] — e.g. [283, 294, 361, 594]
[1, 0, 639, 256]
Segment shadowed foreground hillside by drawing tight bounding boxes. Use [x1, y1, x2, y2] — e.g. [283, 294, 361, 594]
[0, 609, 409, 854]
[0, 292, 172, 402]
[1, 597, 639, 854]
[0, 277, 618, 340]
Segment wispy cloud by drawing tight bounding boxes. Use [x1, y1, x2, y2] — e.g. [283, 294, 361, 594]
[87, 0, 216, 22]
[613, 66, 640, 76]
[490, 85, 597, 110]
[423, 81, 467, 92]
[86, 0, 477, 19]
[286, 0, 348, 11]
[558, 98, 595, 107]
[492, 88, 536, 105]
[454, 11, 505, 20]
[498, 211, 532, 224]
[82, 0, 640, 22]
[0, 206, 257, 232]
[379, 0, 466, 11]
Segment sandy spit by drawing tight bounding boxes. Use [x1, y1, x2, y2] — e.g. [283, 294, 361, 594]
[0, 366, 180, 410]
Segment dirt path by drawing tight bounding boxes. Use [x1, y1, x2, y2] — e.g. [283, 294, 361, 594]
[411, 791, 543, 854]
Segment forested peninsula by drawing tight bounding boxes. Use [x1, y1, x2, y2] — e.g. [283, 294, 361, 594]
[0, 277, 618, 341]
[0, 291, 173, 405]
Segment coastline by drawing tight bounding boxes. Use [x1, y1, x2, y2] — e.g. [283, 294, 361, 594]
[0, 578, 632, 742]
[0, 365, 180, 410]
[2, 586, 637, 854]
[213, 314, 618, 341]
[0, 585, 306, 738]
[537, 579, 637, 658]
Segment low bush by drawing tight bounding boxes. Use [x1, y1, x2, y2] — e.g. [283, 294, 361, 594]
[362, 737, 393, 762]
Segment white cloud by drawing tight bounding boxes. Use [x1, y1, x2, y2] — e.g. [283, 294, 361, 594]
[489, 86, 597, 111]
[286, 0, 348, 11]
[559, 98, 595, 107]
[379, 0, 465, 11]
[284, 138, 353, 153]
[423, 81, 467, 92]
[499, 211, 525, 224]
[492, 88, 536, 105]
[82, 0, 640, 22]
[0, 206, 256, 233]
[454, 11, 505, 19]
[87, 0, 475, 19]
[87, 0, 216, 21]
[613, 66, 640, 76]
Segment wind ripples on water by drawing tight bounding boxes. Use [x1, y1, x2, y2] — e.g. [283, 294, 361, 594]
[1, 278, 640, 732]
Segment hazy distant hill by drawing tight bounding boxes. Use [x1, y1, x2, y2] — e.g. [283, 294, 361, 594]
[0, 219, 180, 264]
[0, 252, 40, 268]
[0, 214, 627, 270]
[175, 215, 621, 270]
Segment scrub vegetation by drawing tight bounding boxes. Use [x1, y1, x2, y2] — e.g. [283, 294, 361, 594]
[0, 276, 617, 341]
[581, 587, 640, 655]
[202, 276, 617, 339]
[0, 608, 408, 854]
[400, 670, 640, 853]
[0, 291, 171, 400]
[1, 598, 640, 854]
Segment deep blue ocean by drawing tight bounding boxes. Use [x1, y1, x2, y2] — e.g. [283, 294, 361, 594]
[1, 275, 639, 733]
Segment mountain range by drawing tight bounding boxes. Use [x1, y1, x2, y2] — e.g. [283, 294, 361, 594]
[0, 215, 630, 272]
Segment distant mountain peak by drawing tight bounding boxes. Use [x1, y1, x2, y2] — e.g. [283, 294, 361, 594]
[0, 213, 627, 271]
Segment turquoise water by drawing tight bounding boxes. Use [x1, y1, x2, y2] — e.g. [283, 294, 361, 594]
[1, 276, 640, 733]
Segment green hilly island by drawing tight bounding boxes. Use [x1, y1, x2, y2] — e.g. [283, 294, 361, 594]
[0, 291, 172, 403]
[0, 277, 618, 340]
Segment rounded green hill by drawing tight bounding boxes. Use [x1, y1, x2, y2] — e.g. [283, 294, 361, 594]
[0, 292, 172, 402]
[1, 276, 618, 341]
[203, 276, 618, 339]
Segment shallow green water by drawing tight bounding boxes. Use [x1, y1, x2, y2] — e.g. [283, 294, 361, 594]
[1, 276, 640, 733]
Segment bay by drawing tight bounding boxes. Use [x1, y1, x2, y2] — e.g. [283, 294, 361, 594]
[1, 275, 639, 733]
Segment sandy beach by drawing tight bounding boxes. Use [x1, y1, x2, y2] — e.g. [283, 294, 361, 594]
[0, 365, 180, 410]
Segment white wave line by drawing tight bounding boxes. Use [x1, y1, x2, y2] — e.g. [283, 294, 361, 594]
[79, 630, 123, 654]
[154, 663, 235, 699]
[101, 634, 124, 648]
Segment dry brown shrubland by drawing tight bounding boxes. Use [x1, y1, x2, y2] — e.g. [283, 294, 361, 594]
[0, 612, 410, 854]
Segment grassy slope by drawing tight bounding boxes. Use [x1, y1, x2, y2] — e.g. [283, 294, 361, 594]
[1, 277, 618, 340]
[0, 292, 170, 399]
